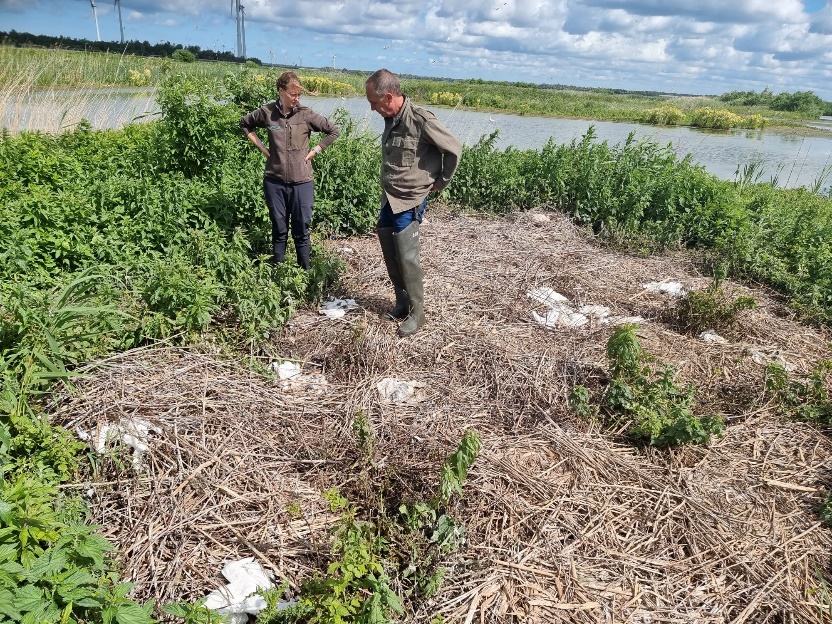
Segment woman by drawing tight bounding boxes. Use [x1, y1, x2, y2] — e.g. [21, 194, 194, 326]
[240, 71, 339, 269]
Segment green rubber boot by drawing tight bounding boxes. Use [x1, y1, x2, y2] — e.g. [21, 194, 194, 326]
[393, 221, 425, 337]
[377, 227, 409, 320]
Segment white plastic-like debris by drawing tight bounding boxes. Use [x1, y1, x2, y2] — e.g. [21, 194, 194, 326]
[270, 361, 329, 395]
[318, 297, 359, 319]
[699, 331, 728, 344]
[377, 377, 427, 404]
[528, 288, 642, 329]
[339, 247, 354, 254]
[643, 281, 687, 298]
[532, 309, 589, 329]
[745, 346, 796, 372]
[579, 305, 610, 317]
[527, 287, 569, 308]
[93, 418, 161, 470]
[203, 558, 275, 624]
[273, 361, 302, 379]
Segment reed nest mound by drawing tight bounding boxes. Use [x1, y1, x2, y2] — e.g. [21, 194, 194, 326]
[54, 208, 832, 623]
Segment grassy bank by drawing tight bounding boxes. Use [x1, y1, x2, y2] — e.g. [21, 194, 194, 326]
[1, 70, 831, 621]
[3, 45, 829, 132]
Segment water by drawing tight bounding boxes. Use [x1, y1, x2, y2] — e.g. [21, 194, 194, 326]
[4, 90, 831, 190]
[1, 87, 159, 134]
[307, 96, 832, 190]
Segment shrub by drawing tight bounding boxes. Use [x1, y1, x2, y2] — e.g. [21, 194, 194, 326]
[691, 107, 745, 129]
[127, 68, 151, 86]
[741, 113, 766, 129]
[765, 360, 832, 425]
[268, 431, 481, 623]
[172, 48, 196, 63]
[430, 91, 462, 107]
[641, 105, 684, 125]
[0, 477, 154, 624]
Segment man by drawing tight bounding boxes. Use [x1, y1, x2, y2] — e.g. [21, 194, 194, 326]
[365, 69, 462, 337]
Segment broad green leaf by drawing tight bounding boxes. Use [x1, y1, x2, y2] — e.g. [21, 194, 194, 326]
[13, 583, 45, 612]
[0, 587, 23, 620]
[112, 601, 154, 624]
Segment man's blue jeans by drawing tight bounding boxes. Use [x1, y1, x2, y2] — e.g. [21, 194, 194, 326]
[378, 198, 427, 233]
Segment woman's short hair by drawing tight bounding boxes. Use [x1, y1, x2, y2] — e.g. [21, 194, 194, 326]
[276, 71, 303, 93]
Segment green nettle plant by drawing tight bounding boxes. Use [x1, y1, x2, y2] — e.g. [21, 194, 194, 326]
[765, 360, 832, 425]
[818, 495, 832, 528]
[571, 325, 724, 446]
[675, 278, 757, 335]
[264, 430, 482, 624]
[0, 477, 154, 624]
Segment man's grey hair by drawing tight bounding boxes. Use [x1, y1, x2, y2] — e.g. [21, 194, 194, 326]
[365, 69, 401, 97]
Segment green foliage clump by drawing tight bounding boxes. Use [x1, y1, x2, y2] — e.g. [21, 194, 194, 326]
[720, 88, 827, 117]
[690, 107, 766, 130]
[568, 385, 598, 421]
[172, 48, 197, 63]
[127, 68, 151, 87]
[301, 75, 355, 97]
[765, 360, 832, 425]
[156, 74, 244, 178]
[691, 107, 745, 129]
[641, 105, 684, 125]
[0, 477, 154, 624]
[430, 92, 462, 107]
[675, 278, 756, 335]
[569, 325, 724, 446]
[266, 430, 482, 623]
[727, 186, 832, 323]
[436, 430, 482, 507]
[817, 495, 832, 529]
[308, 110, 380, 236]
[276, 491, 403, 624]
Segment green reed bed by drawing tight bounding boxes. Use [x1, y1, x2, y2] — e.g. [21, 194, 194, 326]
[401, 77, 830, 128]
[0, 45, 242, 88]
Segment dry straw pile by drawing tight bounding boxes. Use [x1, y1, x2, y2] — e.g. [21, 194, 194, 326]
[54, 209, 832, 623]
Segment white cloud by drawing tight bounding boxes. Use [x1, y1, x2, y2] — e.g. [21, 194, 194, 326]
[3, 0, 832, 99]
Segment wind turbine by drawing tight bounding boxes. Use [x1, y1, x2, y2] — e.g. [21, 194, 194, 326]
[230, 0, 246, 58]
[89, 0, 101, 41]
[114, 0, 125, 44]
[241, 5, 247, 59]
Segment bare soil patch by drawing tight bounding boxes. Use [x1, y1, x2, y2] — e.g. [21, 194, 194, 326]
[55, 208, 832, 623]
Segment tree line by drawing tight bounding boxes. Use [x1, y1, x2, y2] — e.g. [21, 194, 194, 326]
[0, 29, 259, 65]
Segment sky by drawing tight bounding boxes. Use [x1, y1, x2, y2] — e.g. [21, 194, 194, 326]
[2, 0, 832, 100]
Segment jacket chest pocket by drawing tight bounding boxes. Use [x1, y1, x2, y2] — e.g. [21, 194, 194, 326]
[288, 124, 309, 150]
[388, 136, 418, 167]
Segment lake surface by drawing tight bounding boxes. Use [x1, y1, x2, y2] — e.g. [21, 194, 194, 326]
[308, 96, 832, 190]
[4, 90, 831, 190]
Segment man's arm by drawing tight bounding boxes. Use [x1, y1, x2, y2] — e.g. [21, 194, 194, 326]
[423, 118, 462, 191]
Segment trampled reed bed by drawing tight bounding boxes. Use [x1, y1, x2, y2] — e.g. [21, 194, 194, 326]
[51, 209, 832, 621]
